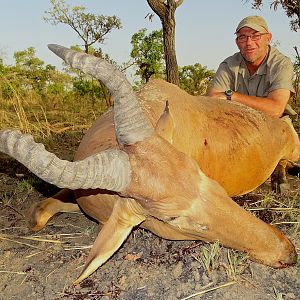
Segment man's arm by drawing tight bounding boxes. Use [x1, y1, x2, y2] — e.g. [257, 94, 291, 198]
[207, 87, 290, 118]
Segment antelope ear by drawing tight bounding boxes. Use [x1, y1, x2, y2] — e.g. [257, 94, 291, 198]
[155, 101, 174, 144]
[74, 199, 145, 284]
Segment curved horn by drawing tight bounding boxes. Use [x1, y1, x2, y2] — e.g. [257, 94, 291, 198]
[48, 44, 154, 145]
[0, 130, 131, 191]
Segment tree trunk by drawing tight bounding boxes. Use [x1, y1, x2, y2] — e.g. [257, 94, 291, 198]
[162, 5, 179, 85]
[146, 0, 184, 86]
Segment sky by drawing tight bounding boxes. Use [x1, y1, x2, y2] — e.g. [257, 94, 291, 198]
[1, 0, 299, 81]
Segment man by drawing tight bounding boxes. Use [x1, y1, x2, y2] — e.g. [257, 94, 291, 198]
[207, 15, 295, 118]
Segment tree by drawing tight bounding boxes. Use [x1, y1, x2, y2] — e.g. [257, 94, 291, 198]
[0, 47, 69, 100]
[179, 63, 214, 96]
[130, 28, 165, 83]
[14, 47, 44, 71]
[248, 0, 300, 31]
[146, 0, 184, 85]
[13, 47, 48, 94]
[44, 0, 122, 53]
[44, 0, 122, 106]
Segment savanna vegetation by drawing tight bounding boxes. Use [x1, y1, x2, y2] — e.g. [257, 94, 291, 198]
[0, 1, 215, 139]
[0, 1, 300, 299]
[1, 0, 299, 139]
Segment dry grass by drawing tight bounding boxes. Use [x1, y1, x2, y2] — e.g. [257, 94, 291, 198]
[241, 188, 300, 239]
[0, 80, 108, 139]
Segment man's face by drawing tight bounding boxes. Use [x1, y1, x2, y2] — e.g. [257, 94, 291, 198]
[236, 27, 272, 65]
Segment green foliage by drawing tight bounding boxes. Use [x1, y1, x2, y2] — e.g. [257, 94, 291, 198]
[9, 47, 56, 96]
[199, 241, 221, 274]
[18, 178, 40, 193]
[0, 60, 7, 75]
[130, 28, 165, 83]
[62, 45, 116, 106]
[1, 83, 14, 99]
[179, 63, 214, 95]
[47, 82, 65, 95]
[248, 0, 300, 32]
[14, 47, 44, 70]
[44, 0, 122, 52]
[62, 45, 117, 75]
[72, 78, 103, 99]
[0, 44, 113, 110]
[146, 0, 183, 85]
[44, 0, 123, 107]
[0, 45, 111, 138]
[224, 249, 249, 280]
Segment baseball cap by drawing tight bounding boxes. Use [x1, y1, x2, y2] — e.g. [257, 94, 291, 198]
[235, 16, 269, 33]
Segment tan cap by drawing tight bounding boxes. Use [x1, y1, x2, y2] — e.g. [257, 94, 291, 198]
[235, 15, 269, 34]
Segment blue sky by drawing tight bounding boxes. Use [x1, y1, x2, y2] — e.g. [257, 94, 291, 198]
[1, 0, 299, 79]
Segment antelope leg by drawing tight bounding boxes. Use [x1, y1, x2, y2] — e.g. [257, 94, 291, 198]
[28, 189, 79, 231]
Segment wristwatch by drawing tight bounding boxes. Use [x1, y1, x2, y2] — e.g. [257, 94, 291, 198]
[225, 89, 233, 101]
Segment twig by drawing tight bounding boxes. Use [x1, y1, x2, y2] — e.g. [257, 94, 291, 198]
[0, 270, 27, 275]
[0, 234, 63, 244]
[0, 235, 47, 251]
[21, 236, 63, 244]
[271, 221, 300, 225]
[180, 281, 237, 300]
[63, 245, 92, 251]
[3, 204, 25, 217]
[0, 226, 27, 231]
[46, 268, 59, 281]
[32, 232, 85, 238]
[191, 254, 201, 263]
[34, 233, 84, 236]
[21, 274, 29, 285]
[25, 251, 43, 258]
[182, 242, 202, 251]
[248, 207, 299, 212]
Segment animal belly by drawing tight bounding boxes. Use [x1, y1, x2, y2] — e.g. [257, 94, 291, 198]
[192, 143, 280, 197]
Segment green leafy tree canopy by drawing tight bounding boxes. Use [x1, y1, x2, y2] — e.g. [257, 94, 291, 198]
[14, 47, 44, 71]
[130, 28, 165, 83]
[179, 63, 214, 96]
[44, 0, 122, 107]
[0, 47, 70, 99]
[44, 0, 122, 53]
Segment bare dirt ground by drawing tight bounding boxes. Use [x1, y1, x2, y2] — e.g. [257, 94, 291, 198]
[0, 133, 299, 300]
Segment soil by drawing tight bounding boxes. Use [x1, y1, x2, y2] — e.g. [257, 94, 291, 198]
[0, 134, 299, 300]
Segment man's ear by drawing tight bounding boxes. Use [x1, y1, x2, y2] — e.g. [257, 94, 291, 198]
[267, 32, 273, 43]
[235, 36, 239, 48]
[155, 101, 174, 144]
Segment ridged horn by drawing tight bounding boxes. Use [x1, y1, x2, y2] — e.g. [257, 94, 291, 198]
[0, 130, 131, 191]
[48, 44, 154, 145]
